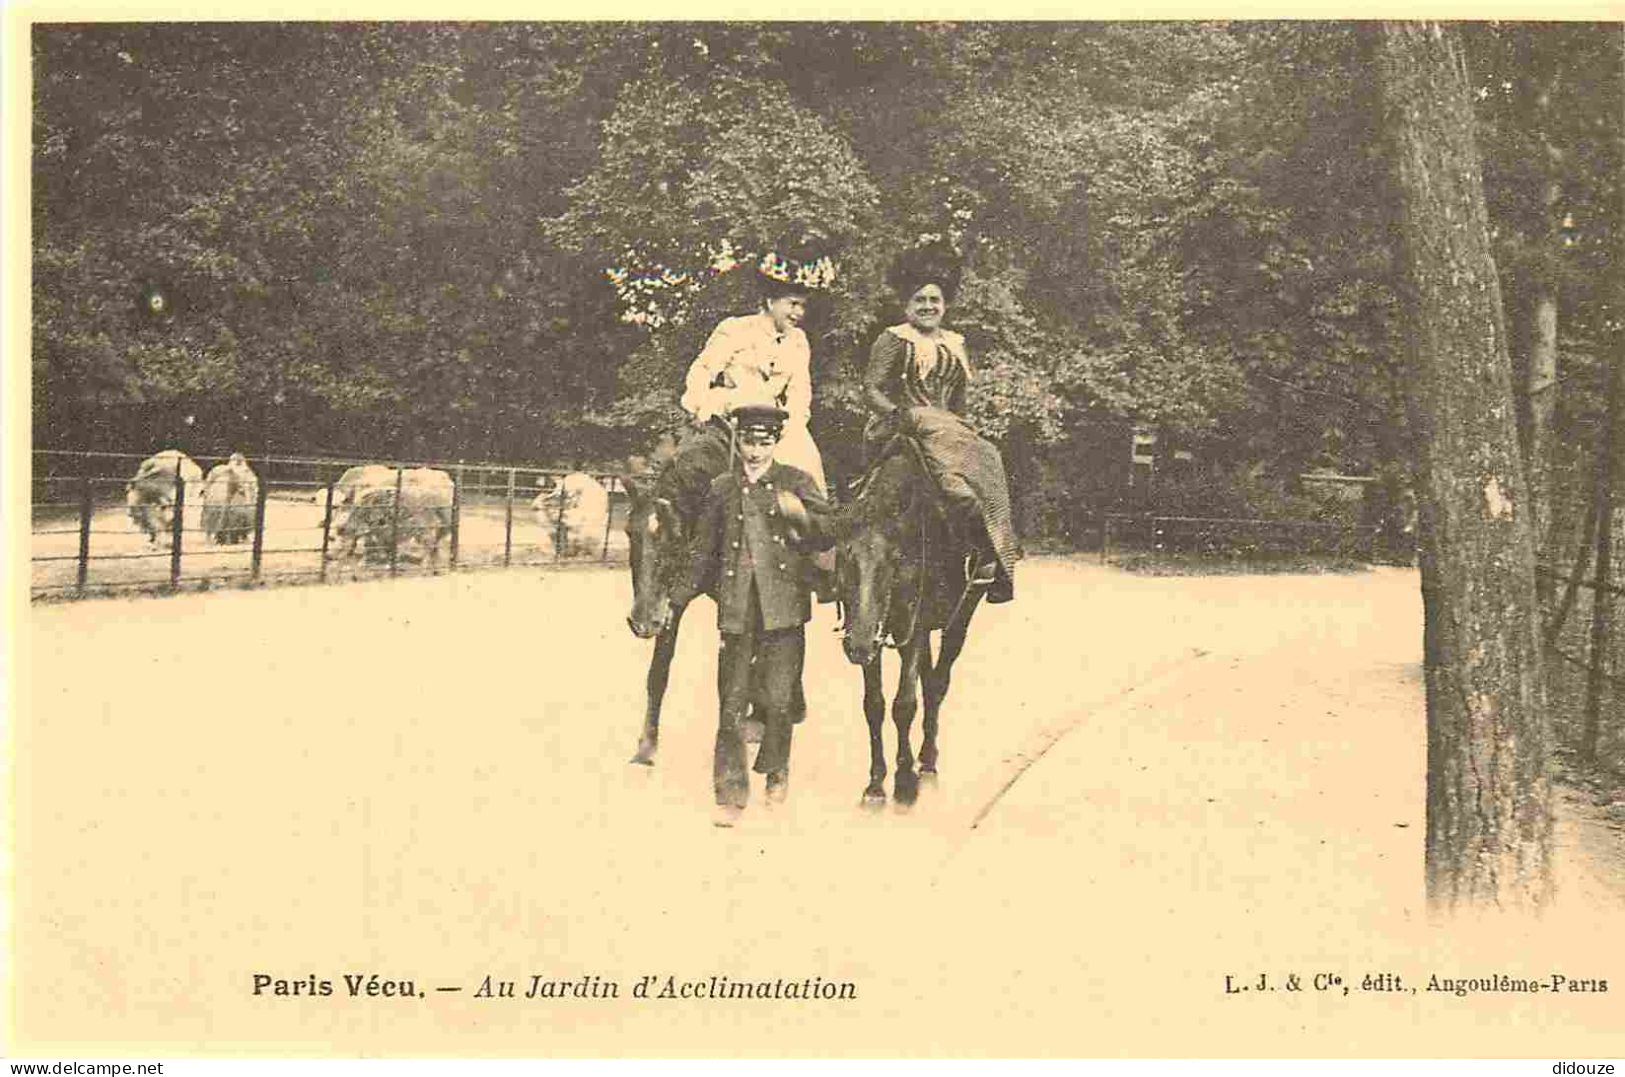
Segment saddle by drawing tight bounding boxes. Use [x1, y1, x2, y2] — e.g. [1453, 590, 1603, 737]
[848, 428, 1003, 598]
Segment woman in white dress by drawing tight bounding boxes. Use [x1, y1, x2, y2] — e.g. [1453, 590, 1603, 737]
[680, 257, 827, 494]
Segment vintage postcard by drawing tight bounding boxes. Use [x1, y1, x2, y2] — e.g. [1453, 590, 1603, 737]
[7, 7, 1624, 1061]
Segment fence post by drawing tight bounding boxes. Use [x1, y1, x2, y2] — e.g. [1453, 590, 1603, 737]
[504, 468, 516, 567]
[601, 477, 615, 562]
[169, 457, 186, 589]
[554, 480, 567, 563]
[77, 474, 93, 594]
[389, 467, 404, 578]
[318, 481, 334, 582]
[451, 462, 463, 569]
[250, 469, 268, 581]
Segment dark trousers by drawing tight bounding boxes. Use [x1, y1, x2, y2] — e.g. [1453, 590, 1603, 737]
[714, 586, 805, 808]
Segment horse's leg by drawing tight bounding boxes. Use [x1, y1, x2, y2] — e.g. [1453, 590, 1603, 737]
[916, 633, 940, 785]
[892, 636, 924, 808]
[920, 588, 983, 782]
[630, 600, 687, 766]
[860, 652, 887, 808]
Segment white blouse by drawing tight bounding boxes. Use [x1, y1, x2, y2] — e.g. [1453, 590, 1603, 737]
[680, 312, 813, 428]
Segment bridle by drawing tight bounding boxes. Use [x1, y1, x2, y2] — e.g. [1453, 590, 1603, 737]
[627, 483, 688, 620]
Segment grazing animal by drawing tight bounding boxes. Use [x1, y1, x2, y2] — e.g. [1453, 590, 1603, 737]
[330, 466, 455, 564]
[200, 453, 259, 544]
[125, 449, 204, 545]
[323, 465, 397, 558]
[532, 472, 611, 558]
[836, 440, 986, 808]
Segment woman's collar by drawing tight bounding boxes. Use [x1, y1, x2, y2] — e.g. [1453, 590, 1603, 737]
[888, 322, 963, 351]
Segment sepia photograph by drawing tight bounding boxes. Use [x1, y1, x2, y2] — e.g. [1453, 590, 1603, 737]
[8, 14, 1625, 1060]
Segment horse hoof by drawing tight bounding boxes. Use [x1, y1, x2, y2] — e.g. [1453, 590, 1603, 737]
[629, 743, 657, 766]
[919, 770, 938, 790]
[894, 772, 919, 806]
[860, 789, 887, 810]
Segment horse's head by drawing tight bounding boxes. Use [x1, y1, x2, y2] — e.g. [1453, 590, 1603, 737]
[623, 474, 687, 639]
[836, 453, 921, 667]
[837, 525, 899, 667]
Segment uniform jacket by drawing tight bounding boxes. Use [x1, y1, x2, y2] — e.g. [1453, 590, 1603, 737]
[676, 460, 836, 635]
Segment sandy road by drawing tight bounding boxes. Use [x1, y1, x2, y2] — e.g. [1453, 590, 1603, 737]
[15, 558, 1625, 1056]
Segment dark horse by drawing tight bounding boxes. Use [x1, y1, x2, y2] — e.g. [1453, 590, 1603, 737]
[621, 426, 724, 765]
[836, 440, 985, 808]
[622, 425, 798, 764]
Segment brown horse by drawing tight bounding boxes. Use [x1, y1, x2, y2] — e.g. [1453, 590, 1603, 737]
[836, 442, 985, 808]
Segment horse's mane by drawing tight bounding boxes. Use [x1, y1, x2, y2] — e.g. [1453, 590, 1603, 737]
[625, 425, 729, 535]
[843, 439, 933, 535]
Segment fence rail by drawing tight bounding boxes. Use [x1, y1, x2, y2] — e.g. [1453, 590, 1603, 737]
[1535, 565, 1625, 600]
[30, 449, 632, 600]
[1089, 512, 1385, 563]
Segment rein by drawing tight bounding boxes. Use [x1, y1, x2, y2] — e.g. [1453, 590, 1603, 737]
[840, 437, 933, 651]
[885, 452, 930, 650]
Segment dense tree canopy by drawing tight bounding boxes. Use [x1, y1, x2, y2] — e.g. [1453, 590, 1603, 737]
[31, 21, 1624, 519]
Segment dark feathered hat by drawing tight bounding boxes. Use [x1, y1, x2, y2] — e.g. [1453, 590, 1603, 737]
[887, 241, 962, 304]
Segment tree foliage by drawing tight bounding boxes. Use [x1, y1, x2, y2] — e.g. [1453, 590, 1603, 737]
[30, 21, 1623, 495]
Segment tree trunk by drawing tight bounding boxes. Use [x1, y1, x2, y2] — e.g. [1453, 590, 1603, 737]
[1375, 22, 1554, 911]
[1527, 99, 1564, 605]
[1529, 284, 1558, 584]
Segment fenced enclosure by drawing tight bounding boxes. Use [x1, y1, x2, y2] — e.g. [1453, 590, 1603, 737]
[1090, 512, 1386, 564]
[30, 449, 631, 600]
[36, 448, 1407, 601]
[1539, 352, 1623, 775]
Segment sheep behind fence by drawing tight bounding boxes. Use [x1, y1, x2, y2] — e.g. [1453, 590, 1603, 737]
[31, 450, 627, 599]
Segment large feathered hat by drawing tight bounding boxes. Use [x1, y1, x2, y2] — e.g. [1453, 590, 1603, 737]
[887, 241, 963, 303]
[755, 229, 838, 299]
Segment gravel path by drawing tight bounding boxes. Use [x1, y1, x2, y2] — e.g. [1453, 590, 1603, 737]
[16, 558, 1624, 1056]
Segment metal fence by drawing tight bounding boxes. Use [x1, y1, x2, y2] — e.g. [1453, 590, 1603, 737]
[30, 449, 631, 601]
[1089, 512, 1386, 563]
[1541, 446, 1622, 770]
[1530, 343, 1622, 774]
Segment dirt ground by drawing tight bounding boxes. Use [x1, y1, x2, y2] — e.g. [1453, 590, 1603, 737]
[15, 558, 1625, 1057]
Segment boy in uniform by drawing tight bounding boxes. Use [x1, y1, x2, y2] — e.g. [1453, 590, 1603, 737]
[669, 400, 836, 827]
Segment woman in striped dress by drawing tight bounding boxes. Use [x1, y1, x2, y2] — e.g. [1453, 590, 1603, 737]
[863, 247, 1017, 603]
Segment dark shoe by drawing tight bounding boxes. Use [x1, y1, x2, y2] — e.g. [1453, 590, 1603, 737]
[765, 771, 789, 805]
